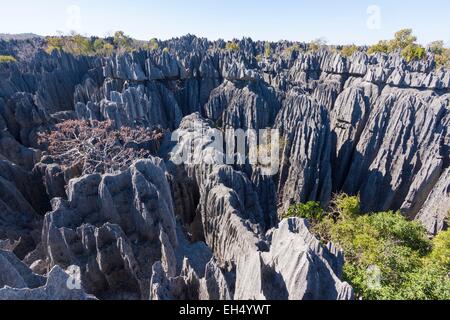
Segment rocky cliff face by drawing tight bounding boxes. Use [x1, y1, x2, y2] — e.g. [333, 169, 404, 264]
[0, 35, 448, 300]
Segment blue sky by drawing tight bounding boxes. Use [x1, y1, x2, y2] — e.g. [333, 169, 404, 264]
[1, 0, 449, 45]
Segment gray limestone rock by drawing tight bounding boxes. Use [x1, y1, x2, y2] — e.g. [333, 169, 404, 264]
[0, 160, 48, 258]
[0, 265, 96, 300]
[415, 168, 450, 235]
[42, 158, 178, 299]
[0, 249, 46, 289]
[234, 218, 353, 300]
[342, 88, 449, 214]
[1, 35, 449, 301]
[275, 89, 332, 214]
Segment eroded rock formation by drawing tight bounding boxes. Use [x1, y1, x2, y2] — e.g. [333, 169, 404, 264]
[0, 35, 448, 300]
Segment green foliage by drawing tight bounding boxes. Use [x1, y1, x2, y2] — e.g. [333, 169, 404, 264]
[93, 38, 105, 52]
[148, 38, 159, 51]
[332, 194, 360, 218]
[284, 44, 301, 57]
[369, 212, 431, 254]
[113, 31, 134, 52]
[264, 42, 271, 57]
[102, 43, 114, 56]
[396, 262, 450, 300]
[255, 54, 263, 62]
[45, 33, 118, 56]
[401, 227, 450, 300]
[67, 34, 94, 55]
[367, 40, 390, 55]
[162, 47, 170, 54]
[340, 44, 358, 57]
[391, 28, 417, 50]
[428, 41, 450, 69]
[45, 36, 64, 54]
[288, 194, 450, 300]
[93, 39, 114, 56]
[428, 40, 445, 55]
[401, 44, 426, 62]
[427, 229, 450, 269]
[225, 41, 240, 52]
[308, 38, 327, 52]
[0, 55, 17, 63]
[284, 201, 325, 222]
[367, 29, 426, 63]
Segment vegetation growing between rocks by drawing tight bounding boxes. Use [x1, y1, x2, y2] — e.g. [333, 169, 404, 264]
[225, 41, 240, 52]
[45, 30, 137, 56]
[367, 40, 390, 55]
[287, 195, 450, 300]
[308, 38, 327, 52]
[401, 44, 426, 63]
[39, 29, 449, 69]
[283, 201, 325, 223]
[147, 38, 159, 51]
[92, 38, 114, 56]
[284, 44, 301, 57]
[0, 55, 17, 63]
[46, 33, 113, 56]
[367, 29, 427, 62]
[340, 44, 359, 57]
[113, 31, 135, 53]
[264, 42, 271, 57]
[428, 40, 450, 69]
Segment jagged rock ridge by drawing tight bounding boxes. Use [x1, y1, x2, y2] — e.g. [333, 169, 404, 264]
[0, 35, 448, 300]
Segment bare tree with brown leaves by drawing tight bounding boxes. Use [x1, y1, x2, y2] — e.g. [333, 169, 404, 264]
[38, 120, 164, 175]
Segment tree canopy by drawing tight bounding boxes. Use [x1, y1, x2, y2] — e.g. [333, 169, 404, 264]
[287, 195, 450, 300]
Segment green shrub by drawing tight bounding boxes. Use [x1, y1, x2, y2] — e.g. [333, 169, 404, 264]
[0, 55, 17, 63]
[390, 29, 417, 50]
[308, 38, 327, 52]
[162, 47, 170, 54]
[93, 38, 106, 52]
[332, 194, 360, 218]
[367, 29, 426, 62]
[284, 44, 301, 57]
[368, 40, 390, 55]
[427, 229, 450, 269]
[368, 211, 431, 254]
[148, 38, 159, 51]
[401, 44, 426, 62]
[287, 194, 450, 300]
[46, 34, 98, 56]
[102, 43, 114, 56]
[397, 262, 450, 300]
[435, 51, 450, 69]
[45, 36, 64, 54]
[92, 39, 114, 56]
[225, 41, 240, 52]
[113, 31, 134, 52]
[264, 42, 271, 57]
[284, 201, 325, 222]
[428, 41, 450, 69]
[68, 34, 94, 55]
[341, 44, 358, 57]
[428, 40, 445, 55]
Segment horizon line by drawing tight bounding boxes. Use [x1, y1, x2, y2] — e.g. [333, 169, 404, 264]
[1, 31, 448, 47]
